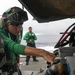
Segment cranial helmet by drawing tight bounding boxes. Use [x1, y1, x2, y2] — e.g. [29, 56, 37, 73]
[2, 6, 28, 26]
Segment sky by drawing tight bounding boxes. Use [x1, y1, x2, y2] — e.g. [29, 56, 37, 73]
[1, 0, 75, 36]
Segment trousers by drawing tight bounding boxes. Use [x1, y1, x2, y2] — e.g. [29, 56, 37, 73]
[26, 43, 37, 62]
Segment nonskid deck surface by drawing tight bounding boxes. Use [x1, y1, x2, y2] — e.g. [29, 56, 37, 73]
[20, 56, 47, 75]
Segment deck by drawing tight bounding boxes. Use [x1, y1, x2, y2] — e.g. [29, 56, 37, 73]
[20, 56, 47, 75]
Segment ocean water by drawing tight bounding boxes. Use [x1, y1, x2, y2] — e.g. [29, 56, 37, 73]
[36, 34, 61, 47]
[21, 34, 61, 52]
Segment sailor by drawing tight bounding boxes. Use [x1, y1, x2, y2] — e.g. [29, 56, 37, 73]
[0, 6, 55, 75]
[23, 26, 38, 65]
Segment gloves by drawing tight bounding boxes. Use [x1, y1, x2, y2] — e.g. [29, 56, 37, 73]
[29, 36, 34, 39]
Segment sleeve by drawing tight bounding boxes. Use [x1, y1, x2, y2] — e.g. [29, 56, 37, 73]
[23, 32, 29, 40]
[0, 29, 26, 55]
[34, 33, 37, 40]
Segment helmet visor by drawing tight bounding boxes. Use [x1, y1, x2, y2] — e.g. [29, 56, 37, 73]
[2, 7, 28, 25]
[7, 11, 27, 24]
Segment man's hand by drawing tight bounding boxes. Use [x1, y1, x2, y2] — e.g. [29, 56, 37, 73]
[42, 50, 56, 63]
[29, 36, 34, 39]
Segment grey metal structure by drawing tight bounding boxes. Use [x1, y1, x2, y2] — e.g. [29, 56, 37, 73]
[18, 0, 75, 23]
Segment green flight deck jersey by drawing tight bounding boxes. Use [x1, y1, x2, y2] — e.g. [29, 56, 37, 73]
[0, 28, 26, 65]
[23, 32, 37, 44]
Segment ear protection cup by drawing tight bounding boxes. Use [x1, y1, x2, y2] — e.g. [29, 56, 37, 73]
[0, 18, 5, 28]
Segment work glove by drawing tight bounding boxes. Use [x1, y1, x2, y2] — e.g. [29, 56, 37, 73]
[29, 36, 34, 39]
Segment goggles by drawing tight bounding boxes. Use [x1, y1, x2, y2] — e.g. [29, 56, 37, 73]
[10, 22, 23, 26]
[2, 7, 28, 24]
